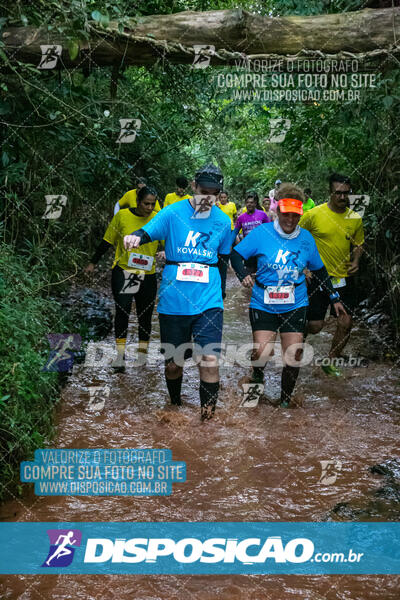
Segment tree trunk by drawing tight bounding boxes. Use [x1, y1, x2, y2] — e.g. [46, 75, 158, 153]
[2, 8, 399, 69]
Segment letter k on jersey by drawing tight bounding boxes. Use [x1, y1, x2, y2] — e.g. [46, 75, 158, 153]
[275, 249, 290, 264]
[184, 231, 211, 251]
[185, 231, 201, 247]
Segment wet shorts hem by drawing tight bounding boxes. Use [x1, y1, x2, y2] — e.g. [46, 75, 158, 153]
[249, 306, 307, 333]
[307, 277, 356, 321]
[159, 308, 224, 362]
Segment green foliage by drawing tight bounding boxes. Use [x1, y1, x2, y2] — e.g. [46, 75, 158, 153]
[4, 0, 273, 28]
[0, 245, 65, 500]
[270, 0, 372, 15]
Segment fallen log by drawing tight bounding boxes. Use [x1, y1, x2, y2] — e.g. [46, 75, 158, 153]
[2, 8, 399, 69]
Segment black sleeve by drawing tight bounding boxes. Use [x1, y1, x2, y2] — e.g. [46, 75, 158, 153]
[230, 249, 247, 282]
[91, 239, 113, 264]
[218, 253, 230, 299]
[131, 228, 152, 244]
[310, 265, 339, 301]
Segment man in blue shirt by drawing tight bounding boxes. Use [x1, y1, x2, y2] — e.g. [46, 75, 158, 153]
[231, 183, 346, 408]
[124, 164, 232, 420]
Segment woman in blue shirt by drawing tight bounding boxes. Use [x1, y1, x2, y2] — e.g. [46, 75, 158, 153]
[231, 183, 346, 408]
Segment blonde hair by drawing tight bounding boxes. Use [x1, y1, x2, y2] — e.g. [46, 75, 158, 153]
[275, 183, 305, 204]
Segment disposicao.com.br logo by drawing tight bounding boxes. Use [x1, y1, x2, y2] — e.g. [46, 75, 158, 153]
[83, 536, 363, 565]
[0, 522, 396, 574]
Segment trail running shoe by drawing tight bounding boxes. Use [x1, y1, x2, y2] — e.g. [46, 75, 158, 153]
[338, 355, 369, 367]
[201, 402, 216, 422]
[112, 353, 126, 372]
[170, 397, 182, 406]
[321, 364, 342, 377]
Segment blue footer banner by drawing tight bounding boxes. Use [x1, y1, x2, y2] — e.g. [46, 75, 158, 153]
[0, 522, 399, 574]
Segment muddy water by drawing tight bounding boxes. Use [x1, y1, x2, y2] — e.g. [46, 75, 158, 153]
[1, 272, 400, 599]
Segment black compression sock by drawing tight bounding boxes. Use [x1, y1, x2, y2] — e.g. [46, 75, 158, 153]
[200, 380, 219, 420]
[251, 366, 264, 383]
[200, 380, 219, 407]
[166, 376, 183, 406]
[281, 366, 300, 405]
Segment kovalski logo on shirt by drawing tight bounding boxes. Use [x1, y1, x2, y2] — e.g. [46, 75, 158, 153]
[176, 230, 213, 258]
[184, 231, 211, 249]
[267, 249, 301, 284]
[275, 249, 291, 264]
[274, 249, 301, 269]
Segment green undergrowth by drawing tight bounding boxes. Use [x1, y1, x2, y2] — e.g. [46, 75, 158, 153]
[0, 244, 66, 501]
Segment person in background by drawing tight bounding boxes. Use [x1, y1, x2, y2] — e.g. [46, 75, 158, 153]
[86, 186, 161, 371]
[303, 188, 316, 212]
[216, 190, 237, 230]
[262, 195, 276, 220]
[239, 191, 263, 214]
[232, 194, 271, 276]
[300, 173, 364, 377]
[269, 179, 282, 213]
[234, 195, 270, 242]
[164, 176, 193, 208]
[114, 176, 161, 215]
[216, 190, 237, 297]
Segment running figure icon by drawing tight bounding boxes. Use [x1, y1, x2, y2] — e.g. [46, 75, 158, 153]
[45, 531, 77, 566]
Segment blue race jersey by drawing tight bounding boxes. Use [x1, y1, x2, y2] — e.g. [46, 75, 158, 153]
[142, 199, 232, 315]
[235, 222, 324, 313]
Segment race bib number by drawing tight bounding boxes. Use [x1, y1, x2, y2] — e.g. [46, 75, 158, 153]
[240, 383, 264, 408]
[331, 277, 346, 289]
[176, 263, 209, 283]
[127, 253, 154, 272]
[264, 285, 294, 304]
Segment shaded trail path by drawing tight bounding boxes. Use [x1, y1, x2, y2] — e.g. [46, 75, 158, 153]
[1, 273, 399, 599]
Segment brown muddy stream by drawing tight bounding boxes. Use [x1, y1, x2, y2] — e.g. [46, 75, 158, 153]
[1, 272, 399, 599]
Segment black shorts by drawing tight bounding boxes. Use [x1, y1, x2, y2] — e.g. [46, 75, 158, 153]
[307, 277, 356, 321]
[159, 308, 223, 364]
[249, 306, 307, 334]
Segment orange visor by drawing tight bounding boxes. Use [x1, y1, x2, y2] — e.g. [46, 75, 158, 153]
[278, 198, 303, 215]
